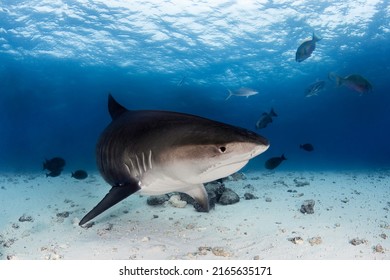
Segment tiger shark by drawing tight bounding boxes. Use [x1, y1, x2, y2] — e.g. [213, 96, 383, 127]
[79, 94, 269, 226]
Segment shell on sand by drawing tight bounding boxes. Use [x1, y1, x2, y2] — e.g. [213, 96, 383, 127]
[169, 195, 187, 208]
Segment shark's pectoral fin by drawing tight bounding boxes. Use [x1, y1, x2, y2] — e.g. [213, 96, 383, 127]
[182, 184, 209, 212]
[79, 182, 141, 226]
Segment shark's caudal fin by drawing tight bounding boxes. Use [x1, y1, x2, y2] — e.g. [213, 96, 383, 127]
[225, 89, 233, 100]
[108, 94, 128, 120]
[79, 182, 141, 226]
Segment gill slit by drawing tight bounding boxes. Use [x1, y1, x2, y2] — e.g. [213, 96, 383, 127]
[148, 150, 153, 170]
[135, 155, 142, 176]
[142, 152, 147, 172]
[129, 158, 136, 175]
[124, 162, 131, 177]
[127, 150, 153, 178]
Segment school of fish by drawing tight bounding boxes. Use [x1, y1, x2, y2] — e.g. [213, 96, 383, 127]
[224, 31, 373, 170]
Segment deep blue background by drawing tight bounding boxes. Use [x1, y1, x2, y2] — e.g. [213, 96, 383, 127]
[1, 1, 389, 172]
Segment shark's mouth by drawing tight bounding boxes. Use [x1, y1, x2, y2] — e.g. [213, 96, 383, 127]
[202, 159, 248, 180]
[199, 155, 255, 183]
[199, 144, 269, 182]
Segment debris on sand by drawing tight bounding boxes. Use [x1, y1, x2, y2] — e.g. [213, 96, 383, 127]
[18, 214, 34, 222]
[300, 199, 315, 214]
[349, 238, 368, 246]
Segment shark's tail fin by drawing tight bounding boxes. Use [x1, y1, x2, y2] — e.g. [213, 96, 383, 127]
[225, 89, 233, 100]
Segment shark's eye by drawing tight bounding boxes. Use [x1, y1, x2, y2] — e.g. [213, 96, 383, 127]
[219, 146, 227, 153]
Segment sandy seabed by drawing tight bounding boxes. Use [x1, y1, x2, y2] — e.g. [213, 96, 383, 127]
[1, 169, 390, 260]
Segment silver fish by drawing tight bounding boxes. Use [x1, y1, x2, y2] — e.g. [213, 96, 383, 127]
[226, 87, 259, 100]
[305, 80, 325, 97]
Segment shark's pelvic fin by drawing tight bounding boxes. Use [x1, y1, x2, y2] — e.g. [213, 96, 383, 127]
[183, 184, 210, 212]
[79, 182, 141, 226]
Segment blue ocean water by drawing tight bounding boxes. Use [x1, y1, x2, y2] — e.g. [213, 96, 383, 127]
[0, 0, 389, 173]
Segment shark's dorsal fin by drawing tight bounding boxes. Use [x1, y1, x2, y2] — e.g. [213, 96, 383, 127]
[108, 94, 128, 120]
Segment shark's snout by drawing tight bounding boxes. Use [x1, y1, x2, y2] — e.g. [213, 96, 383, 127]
[251, 142, 270, 158]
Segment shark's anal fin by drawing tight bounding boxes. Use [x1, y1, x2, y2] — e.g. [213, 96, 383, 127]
[79, 182, 141, 226]
[183, 184, 210, 212]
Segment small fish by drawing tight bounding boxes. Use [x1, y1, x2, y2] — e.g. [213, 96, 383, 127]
[256, 108, 277, 129]
[305, 80, 325, 97]
[265, 154, 287, 170]
[328, 72, 372, 94]
[71, 170, 88, 180]
[43, 157, 66, 172]
[226, 87, 258, 100]
[300, 143, 314, 152]
[296, 33, 322, 62]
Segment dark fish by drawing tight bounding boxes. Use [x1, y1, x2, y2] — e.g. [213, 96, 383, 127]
[256, 108, 277, 129]
[296, 33, 322, 62]
[265, 154, 287, 170]
[43, 157, 66, 172]
[328, 72, 372, 94]
[305, 80, 325, 97]
[46, 169, 62, 177]
[71, 170, 88, 180]
[300, 143, 314, 152]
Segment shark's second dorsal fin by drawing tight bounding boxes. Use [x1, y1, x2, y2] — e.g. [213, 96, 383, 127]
[108, 94, 128, 120]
